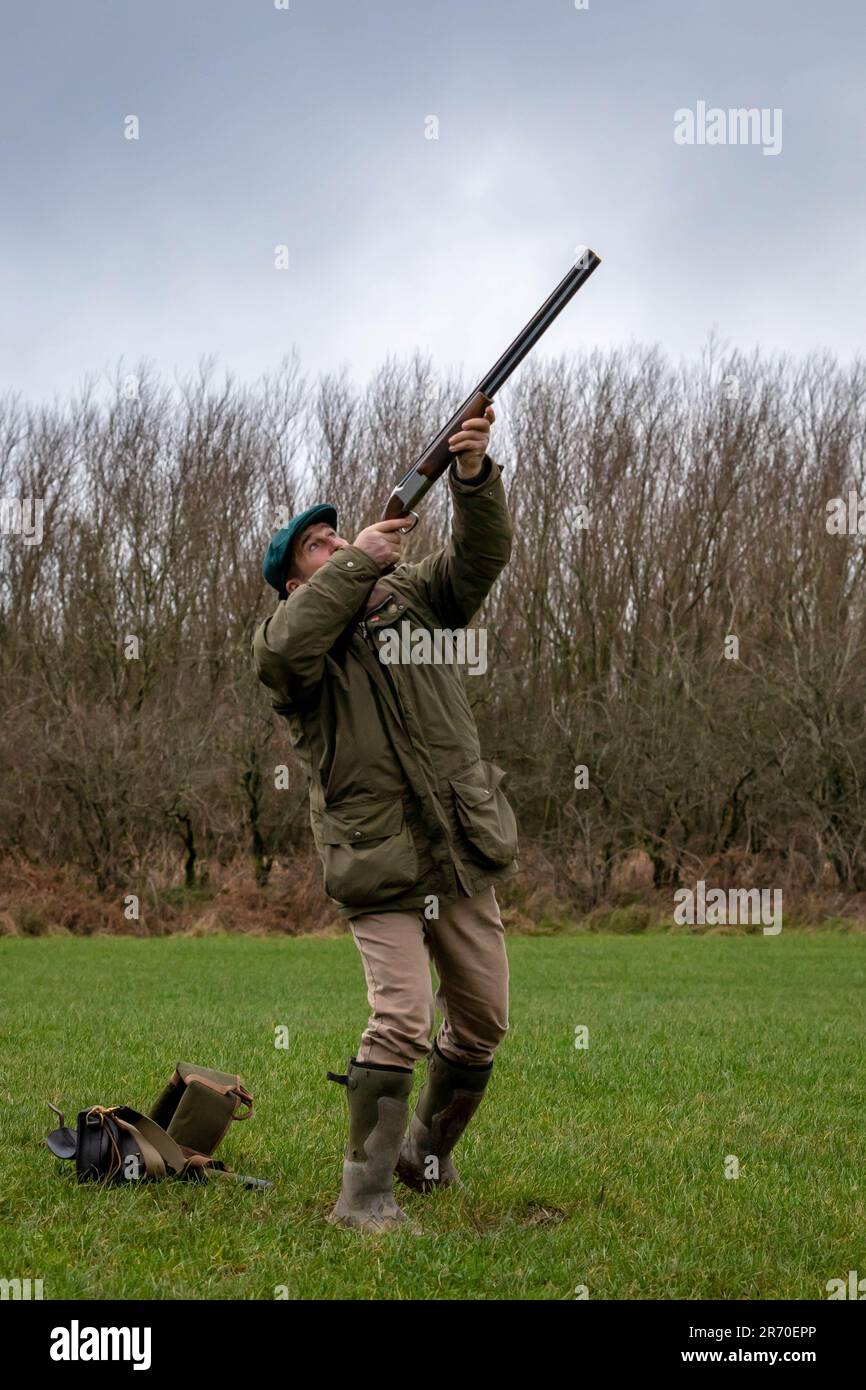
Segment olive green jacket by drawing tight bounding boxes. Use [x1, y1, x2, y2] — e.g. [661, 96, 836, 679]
[251, 455, 519, 919]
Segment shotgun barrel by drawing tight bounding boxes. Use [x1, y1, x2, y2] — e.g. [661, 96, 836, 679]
[382, 248, 601, 525]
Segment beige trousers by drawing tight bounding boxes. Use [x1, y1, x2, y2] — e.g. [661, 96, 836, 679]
[348, 885, 510, 1070]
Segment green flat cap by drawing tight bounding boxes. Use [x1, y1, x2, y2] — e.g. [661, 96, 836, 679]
[262, 503, 338, 599]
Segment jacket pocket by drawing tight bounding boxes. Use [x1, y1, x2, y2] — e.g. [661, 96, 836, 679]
[449, 760, 518, 869]
[314, 797, 419, 904]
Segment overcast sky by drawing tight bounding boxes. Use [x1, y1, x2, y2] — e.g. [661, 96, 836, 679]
[2, 0, 863, 402]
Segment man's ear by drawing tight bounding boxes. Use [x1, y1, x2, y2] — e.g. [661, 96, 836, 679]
[285, 576, 303, 595]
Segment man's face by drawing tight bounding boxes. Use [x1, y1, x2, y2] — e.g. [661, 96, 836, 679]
[286, 521, 348, 591]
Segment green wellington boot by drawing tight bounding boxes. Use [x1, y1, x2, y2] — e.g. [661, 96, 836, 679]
[326, 1057, 418, 1233]
[395, 1040, 493, 1193]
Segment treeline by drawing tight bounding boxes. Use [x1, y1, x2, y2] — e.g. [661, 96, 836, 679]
[2, 342, 866, 913]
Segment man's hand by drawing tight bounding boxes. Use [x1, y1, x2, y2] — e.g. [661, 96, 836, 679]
[448, 404, 495, 479]
[352, 518, 407, 570]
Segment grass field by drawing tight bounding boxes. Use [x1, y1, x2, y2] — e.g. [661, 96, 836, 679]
[2, 931, 865, 1300]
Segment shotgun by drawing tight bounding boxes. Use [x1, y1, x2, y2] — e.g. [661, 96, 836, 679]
[382, 248, 601, 529]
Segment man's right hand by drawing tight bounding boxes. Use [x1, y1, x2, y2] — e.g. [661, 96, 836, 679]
[352, 518, 407, 570]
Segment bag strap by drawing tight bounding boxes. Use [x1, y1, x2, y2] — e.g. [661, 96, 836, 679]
[108, 1108, 188, 1177]
[75, 1107, 272, 1187]
[177, 1143, 218, 1171]
[231, 1084, 254, 1120]
[110, 1114, 168, 1179]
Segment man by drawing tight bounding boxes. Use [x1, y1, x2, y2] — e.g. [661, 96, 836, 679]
[252, 405, 518, 1233]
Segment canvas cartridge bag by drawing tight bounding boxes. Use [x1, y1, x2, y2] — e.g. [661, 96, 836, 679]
[148, 1061, 254, 1160]
[44, 1061, 270, 1189]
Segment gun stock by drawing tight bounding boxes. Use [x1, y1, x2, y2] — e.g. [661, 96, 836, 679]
[382, 249, 601, 526]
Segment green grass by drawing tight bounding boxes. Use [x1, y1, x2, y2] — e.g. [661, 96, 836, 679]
[1, 932, 865, 1300]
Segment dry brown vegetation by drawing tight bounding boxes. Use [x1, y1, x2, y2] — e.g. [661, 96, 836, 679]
[2, 341, 866, 934]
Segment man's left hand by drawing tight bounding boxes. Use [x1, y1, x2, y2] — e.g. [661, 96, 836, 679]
[448, 404, 495, 478]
